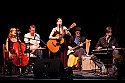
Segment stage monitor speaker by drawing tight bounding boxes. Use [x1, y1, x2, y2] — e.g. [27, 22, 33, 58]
[33, 58, 64, 78]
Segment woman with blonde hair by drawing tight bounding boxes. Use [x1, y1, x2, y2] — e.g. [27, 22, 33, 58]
[5, 27, 28, 76]
[6, 27, 17, 59]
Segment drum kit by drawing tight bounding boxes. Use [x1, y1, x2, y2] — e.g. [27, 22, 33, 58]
[23, 37, 47, 74]
[24, 42, 46, 58]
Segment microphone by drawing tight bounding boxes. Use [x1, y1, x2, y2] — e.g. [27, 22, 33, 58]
[16, 28, 21, 33]
[13, 34, 17, 38]
[59, 24, 61, 28]
[107, 35, 111, 39]
[106, 35, 111, 41]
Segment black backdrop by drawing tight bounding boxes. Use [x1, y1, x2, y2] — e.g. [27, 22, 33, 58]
[0, 0, 125, 61]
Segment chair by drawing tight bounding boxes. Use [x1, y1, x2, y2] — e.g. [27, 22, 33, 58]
[2, 44, 9, 74]
[67, 54, 79, 67]
[2, 44, 23, 75]
[3, 44, 9, 66]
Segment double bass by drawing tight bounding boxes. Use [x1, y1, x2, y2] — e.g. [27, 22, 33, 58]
[12, 30, 29, 67]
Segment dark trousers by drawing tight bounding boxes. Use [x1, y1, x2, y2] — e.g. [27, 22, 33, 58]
[91, 49, 120, 72]
[91, 54, 104, 69]
[73, 48, 85, 67]
[6, 60, 13, 75]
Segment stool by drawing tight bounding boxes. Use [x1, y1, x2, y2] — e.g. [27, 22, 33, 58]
[82, 56, 99, 71]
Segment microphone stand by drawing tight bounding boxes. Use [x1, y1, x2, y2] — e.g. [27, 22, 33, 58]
[58, 24, 61, 47]
[27, 38, 32, 74]
[34, 33, 47, 46]
[16, 28, 23, 76]
[106, 37, 110, 74]
[106, 39, 109, 54]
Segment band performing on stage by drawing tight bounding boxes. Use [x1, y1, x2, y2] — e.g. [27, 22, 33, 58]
[1, 18, 125, 79]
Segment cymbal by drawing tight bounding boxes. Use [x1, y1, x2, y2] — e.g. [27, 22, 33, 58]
[25, 43, 34, 45]
[37, 47, 46, 49]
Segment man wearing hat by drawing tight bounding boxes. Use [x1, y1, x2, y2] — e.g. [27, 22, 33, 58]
[67, 26, 86, 70]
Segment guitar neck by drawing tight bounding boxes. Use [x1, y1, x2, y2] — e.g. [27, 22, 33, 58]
[72, 40, 91, 50]
[73, 42, 86, 50]
[73, 45, 80, 49]
[60, 27, 72, 38]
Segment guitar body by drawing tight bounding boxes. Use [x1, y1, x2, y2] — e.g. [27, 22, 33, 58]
[47, 39, 60, 53]
[47, 35, 64, 53]
[67, 54, 78, 67]
[67, 50, 74, 55]
[56, 34, 65, 44]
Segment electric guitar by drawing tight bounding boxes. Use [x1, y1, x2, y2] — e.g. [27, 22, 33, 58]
[47, 23, 76, 53]
[67, 40, 91, 55]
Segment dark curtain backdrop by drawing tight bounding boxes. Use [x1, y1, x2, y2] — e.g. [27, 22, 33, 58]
[0, 1, 125, 62]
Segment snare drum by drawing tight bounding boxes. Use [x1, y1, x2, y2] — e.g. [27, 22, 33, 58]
[24, 53, 37, 64]
[34, 47, 46, 59]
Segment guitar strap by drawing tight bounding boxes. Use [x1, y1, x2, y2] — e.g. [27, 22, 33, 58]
[74, 36, 80, 45]
[56, 26, 65, 33]
[61, 26, 65, 34]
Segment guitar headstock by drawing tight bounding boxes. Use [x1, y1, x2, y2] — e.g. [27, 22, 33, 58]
[70, 22, 76, 29]
[86, 40, 91, 43]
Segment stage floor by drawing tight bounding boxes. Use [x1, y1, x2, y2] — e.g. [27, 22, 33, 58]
[0, 69, 124, 80]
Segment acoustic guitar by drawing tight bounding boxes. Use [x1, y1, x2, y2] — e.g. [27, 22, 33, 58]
[47, 23, 76, 53]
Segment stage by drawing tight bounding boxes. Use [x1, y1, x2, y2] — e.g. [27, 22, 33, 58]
[0, 69, 124, 80]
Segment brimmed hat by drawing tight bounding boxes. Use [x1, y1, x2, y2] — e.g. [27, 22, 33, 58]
[75, 27, 81, 31]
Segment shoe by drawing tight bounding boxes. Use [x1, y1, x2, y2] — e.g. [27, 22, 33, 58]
[76, 66, 82, 71]
[112, 65, 117, 71]
[101, 65, 107, 74]
[101, 69, 107, 75]
[72, 65, 76, 70]
[111, 65, 117, 76]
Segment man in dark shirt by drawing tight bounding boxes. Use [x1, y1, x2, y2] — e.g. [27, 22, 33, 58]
[91, 26, 119, 75]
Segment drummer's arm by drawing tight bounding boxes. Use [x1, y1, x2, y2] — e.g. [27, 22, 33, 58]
[24, 35, 29, 43]
[35, 34, 40, 48]
[34, 42, 40, 48]
[30, 42, 40, 51]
